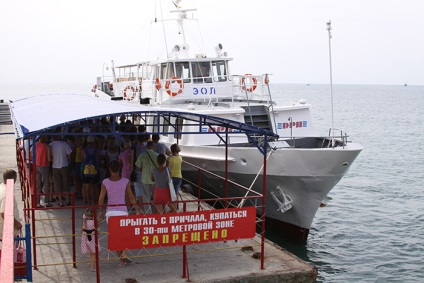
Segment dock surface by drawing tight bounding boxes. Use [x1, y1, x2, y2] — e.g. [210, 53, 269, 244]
[0, 104, 317, 282]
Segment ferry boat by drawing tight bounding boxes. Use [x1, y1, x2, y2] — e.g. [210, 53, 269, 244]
[93, 1, 362, 241]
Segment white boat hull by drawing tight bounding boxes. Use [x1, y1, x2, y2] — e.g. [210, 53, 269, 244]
[180, 142, 362, 240]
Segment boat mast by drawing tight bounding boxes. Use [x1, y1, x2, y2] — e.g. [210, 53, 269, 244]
[170, 1, 196, 58]
[111, 60, 116, 83]
[326, 21, 335, 147]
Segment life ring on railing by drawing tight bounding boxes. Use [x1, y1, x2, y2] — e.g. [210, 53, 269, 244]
[155, 78, 161, 91]
[123, 86, 136, 100]
[241, 73, 257, 92]
[164, 76, 183, 97]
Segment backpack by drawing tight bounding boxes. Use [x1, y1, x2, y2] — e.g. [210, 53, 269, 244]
[81, 147, 98, 178]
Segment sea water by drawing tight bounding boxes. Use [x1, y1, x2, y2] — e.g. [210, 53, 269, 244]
[268, 84, 424, 282]
[1, 83, 423, 282]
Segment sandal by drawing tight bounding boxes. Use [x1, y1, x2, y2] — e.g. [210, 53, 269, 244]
[121, 257, 132, 263]
[118, 261, 127, 267]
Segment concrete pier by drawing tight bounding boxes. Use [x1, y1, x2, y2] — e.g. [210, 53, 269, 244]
[0, 104, 317, 283]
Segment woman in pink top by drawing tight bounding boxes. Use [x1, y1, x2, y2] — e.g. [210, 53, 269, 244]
[118, 139, 133, 180]
[98, 160, 139, 267]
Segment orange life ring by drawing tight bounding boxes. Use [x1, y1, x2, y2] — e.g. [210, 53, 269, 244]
[164, 76, 183, 97]
[241, 74, 257, 92]
[123, 86, 136, 100]
[155, 78, 161, 91]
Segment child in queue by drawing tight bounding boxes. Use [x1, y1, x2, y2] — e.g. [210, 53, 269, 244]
[81, 208, 99, 272]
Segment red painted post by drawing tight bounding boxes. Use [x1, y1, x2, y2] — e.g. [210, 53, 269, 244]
[71, 194, 76, 268]
[28, 161, 38, 270]
[182, 245, 187, 278]
[260, 136, 267, 270]
[181, 198, 187, 277]
[197, 169, 201, 211]
[93, 206, 101, 283]
[225, 131, 229, 207]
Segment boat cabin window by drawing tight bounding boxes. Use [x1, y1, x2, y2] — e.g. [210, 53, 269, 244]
[141, 63, 149, 80]
[160, 63, 175, 79]
[191, 62, 212, 83]
[211, 60, 228, 82]
[175, 62, 191, 83]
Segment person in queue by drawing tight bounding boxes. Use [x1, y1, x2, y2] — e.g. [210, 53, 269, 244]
[118, 139, 133, 181]
[80, 136, 100, 205]
[151, 154, 176, 214]
[134, 141, 157, 214]
[167, 144, 183, 197]
[133, 135, 147, 207]
[152, 134, 171, 155]
[50, 133, 72, 207]
[35, 136, 53, 207]
[81, 207, 99, 272]
[98, 160, 139, 267]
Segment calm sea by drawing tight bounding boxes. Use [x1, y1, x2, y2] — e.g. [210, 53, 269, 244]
[1, 83, 423, 282]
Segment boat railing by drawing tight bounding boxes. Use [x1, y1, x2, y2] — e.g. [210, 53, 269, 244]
[108, 73, 274, 105]
[231, 74, 272, 103]
[325, 128, 349, 148]
[262, 134, 351, 149]
[116, 77, 138, 82]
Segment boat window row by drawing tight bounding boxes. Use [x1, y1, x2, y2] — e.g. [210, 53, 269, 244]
[158, 60, 229, 83]
[114, 60, 229, 84]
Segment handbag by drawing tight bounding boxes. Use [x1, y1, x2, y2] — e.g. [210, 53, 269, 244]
[14, 232, 27, 276]
[166, 168, 177, 201]
[81, 148, 98, 178]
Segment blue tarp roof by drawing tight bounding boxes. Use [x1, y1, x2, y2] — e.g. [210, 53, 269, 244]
[9, 94, 276, 140]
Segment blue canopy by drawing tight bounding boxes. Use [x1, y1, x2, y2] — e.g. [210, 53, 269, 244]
[9, 94, 276, 142]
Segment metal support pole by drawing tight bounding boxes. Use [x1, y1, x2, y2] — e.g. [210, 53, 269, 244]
[71, 194, 76, 268]
[94, 206, 101, 283]
[260, 133, 268, 270]
[182, 245, 188, 278]
[197, 169, 201, 211]
[327, 21, 335, 147]
[32, 140, 37, 209]
[225, 129, 229, 207]
[25, 223, 33, 282]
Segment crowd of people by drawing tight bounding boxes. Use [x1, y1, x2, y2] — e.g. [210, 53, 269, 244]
[22, 115, 183, 212]
[2, 115, 185, 271]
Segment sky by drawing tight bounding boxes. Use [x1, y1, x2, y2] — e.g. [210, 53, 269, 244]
[1, 0, 423, 85]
